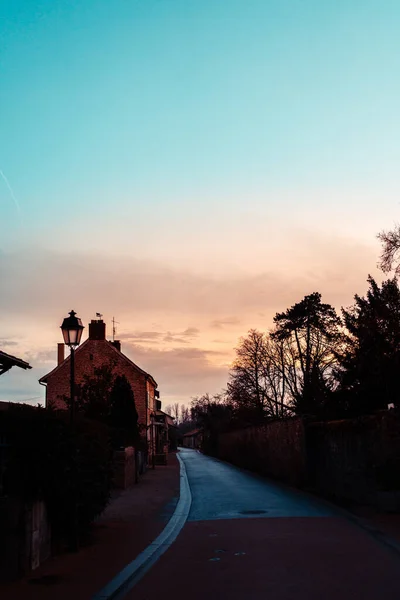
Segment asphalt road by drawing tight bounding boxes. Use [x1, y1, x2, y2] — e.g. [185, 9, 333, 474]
[123, 448, 400, 600]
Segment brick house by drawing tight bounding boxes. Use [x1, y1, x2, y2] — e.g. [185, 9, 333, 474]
[154, 409, 177, 456]
[182, 428, 203, 449]
[39, 318, 159, 451]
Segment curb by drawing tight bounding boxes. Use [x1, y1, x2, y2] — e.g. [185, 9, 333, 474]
[92, 452, 192, 600]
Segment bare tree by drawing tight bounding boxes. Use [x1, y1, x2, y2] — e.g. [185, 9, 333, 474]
[172, 402, 180, 423]
[377, 225, 400, 275]
[164, 404, 172, 416]
[180, 404, 191, 423]
[227, 329, 290, 421]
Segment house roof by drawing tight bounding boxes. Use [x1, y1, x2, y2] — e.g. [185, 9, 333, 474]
[38, 339, 157, 388]
[183, 428, 202, 437]
[0, 400, 39, 412]
[156, 410, 177, 425]
[0, 350, 32, 376]
[156, 410, 174, 419]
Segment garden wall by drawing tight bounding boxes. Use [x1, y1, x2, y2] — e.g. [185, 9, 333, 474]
[306, 412, 400, 505]
[113, 446, 136, 488]
[0, 497, 51, 582]
[218, 418, 307, 487]
[217, 411, 400, 508]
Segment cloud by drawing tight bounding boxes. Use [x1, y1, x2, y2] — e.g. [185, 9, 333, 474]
[0, 235, 378, 324]
[118, 327, 200, 346]
[119, 331, 163, 343]
[211, 317, 241, 329]
[181, 327, 200, 337]
[163, 327, 200, 344]
[163, 333, 190, 344]
[0, 339, 18, 347]
[0, 233, 382, 404]
[122, 342, 228, 401]
[24, 348, 58, 367]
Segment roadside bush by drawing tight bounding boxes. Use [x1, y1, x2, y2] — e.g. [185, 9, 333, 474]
[2, 404, 113, 543]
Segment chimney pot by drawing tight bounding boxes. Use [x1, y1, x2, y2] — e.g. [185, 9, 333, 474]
[89, 319, 106, 340]
[57, 343, 65, 365]
[111, 340, 121, 352]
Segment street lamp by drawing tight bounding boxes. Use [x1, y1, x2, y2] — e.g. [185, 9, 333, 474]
[61, 310, 84, 424]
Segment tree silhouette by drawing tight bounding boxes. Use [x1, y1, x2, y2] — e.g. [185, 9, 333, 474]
[272, 293, 342, 417]
[336, 275, 400, 415]
[109, 375, 139, 447]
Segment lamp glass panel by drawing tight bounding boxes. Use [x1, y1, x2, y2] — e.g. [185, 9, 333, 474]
[76, 327, 83, 345]
[68, 329, 79, 345]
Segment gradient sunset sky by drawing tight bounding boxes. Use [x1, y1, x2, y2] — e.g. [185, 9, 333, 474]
[1, 0, 400, 406]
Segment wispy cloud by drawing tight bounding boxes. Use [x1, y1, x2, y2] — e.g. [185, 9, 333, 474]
[121, 342, 228, 401]
[0, 170, 21, 214]
[0, 236, 381, 327]
[119, 331, 163, 342]
[118, 328, 200, 345]
[163, 327, 200, 344]
[0, 339, 18, 347]
[211, 317, 241, 329]
[0, 233, 382, 404]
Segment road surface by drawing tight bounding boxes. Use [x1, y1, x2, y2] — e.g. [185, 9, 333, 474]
[122, 448, 400, 600]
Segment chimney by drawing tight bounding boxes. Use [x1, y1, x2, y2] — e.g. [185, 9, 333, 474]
[89, 319, 106, 340]
[57, 343, 65, 365]
[110, 340, 121, 352]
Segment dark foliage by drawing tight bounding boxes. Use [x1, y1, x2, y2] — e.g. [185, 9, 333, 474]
[2, 404, 113, 542]
[191, 394, 233, 455]
[64, 364, 139, 449]
[109, 375, 139, 448]
[335, 276, 400, 415]
[272, 292, 342, 418]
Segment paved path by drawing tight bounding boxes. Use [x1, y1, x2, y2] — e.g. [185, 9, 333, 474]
[122, 448, 400, 600]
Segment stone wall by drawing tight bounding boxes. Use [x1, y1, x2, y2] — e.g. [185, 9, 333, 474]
[306, 411, 400, 504]
[218, 418, 307, 487]
[113, 446, 136, 489]
[217, 412, 400, 507]
[0, 498, 51, 582]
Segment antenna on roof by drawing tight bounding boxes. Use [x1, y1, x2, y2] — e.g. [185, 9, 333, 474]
[112, 316, 120, 342]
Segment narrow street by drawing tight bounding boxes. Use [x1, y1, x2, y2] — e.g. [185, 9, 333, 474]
[122, 448, 400, 600]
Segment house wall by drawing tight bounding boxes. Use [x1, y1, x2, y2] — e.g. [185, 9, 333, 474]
[45, 340, 149, 426]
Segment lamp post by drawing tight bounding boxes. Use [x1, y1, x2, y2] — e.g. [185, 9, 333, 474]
[60, 310, 84, 552]
[61, 310, 84, 424]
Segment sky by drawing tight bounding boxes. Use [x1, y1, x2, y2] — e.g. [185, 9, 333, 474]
[1, 0, 400, 407]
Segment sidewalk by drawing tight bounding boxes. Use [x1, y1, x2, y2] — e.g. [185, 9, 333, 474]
[0, 452, 180, 600]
